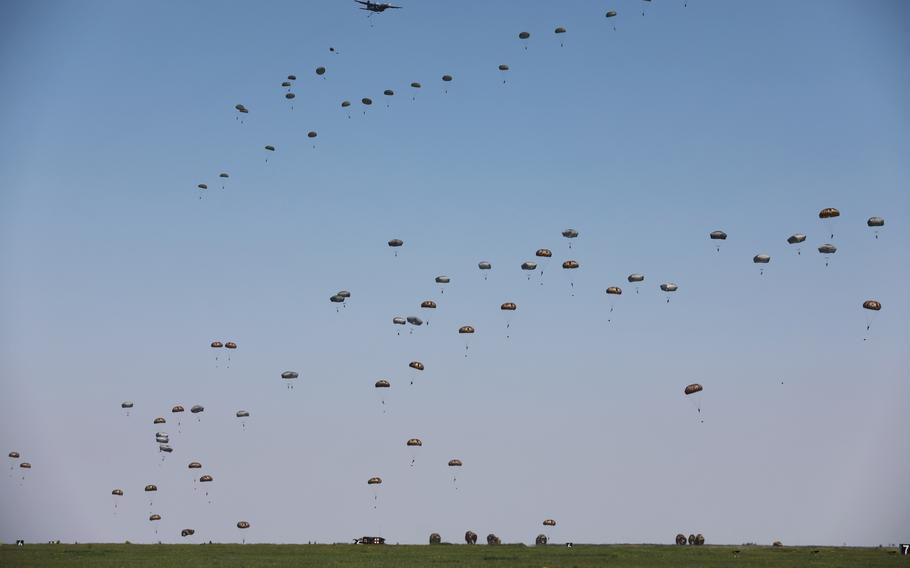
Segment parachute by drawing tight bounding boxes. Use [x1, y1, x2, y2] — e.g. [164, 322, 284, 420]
[628, 274, 645, 283]
[149, 514, 161, 521]
[281, 81, 291, 88]
[606, 286, 622, 295]
[448, 459, 462, 467]
[605, 287, 622, 321]
[112, 489, 123, 496]
[281, 370, 298, 390]
[393, 316, 406, 325]
[153, 417, 166, 425]
[478, 261, 492, 270]
[411, 82, 422, 88]
[787, 233, 807, 255]
[448, 458, 462, 488]
[459, 325, 475, 356]
[188, 462, 202, 469]
[442, 75, 452, 94]
[521, 261, 538, 274]
[159, 445, 173, 454]
[236, 410, 249, 417]
[818, 243, 837, 267]
[316, 66, 326, 76]
[519, 31, 530, 39]
[237, 521, 250, 529]
[543, 519, 557, 527]
[684, 383, 704, 420]
[709, 230, 727, 252]
[499, 302, 517, 338]
[606, 10, 617, 17]
[660, 283, 678, 303]
[287, 75, 297, 81]
[863, 299, 882, 336]
[367, 476, 382, 485]
[181, 529, 195, 537]
[421, 300, 437, 309]
[9, 451, 19, 459]
[361, 97, 372, 106]
[406, 315, 423, 326]
[374, 379, 391, 411]
[225, 341, 236, 349]
[19, 462, 31, 469]
[388, 238, 404, 257]
[435, 275, 450, 294]
[285, 93, 295, 99]
[562, 260, 579, 294]
[145, 484, 157, 492]
[554, 26, 567, 47]
[121, 401, 133, 409]
[753, 254, 770, 276]
[375, 379, 390, 388]
[536, 249, 553, 258]
[384, 89, 394, 96]
[191, 405, 204, 414]
[501, 302, 517, 310]
[534, 249, 553, 283]
[819, 207, 840, 238]
[407, 438, 422, 466]
[200, 475, 213, 483]
[562, 228, 579, 248]
[867, 216, 884, 239]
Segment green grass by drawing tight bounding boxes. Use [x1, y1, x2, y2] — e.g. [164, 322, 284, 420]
[0, 543, 903, 567]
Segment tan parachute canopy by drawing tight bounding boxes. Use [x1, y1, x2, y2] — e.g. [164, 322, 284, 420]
[181, 529, 195, 537]
[753, 254, 771, 264]
[20, 462, 31, 469]
[562, 260, 579, 269]
[112, 489, 123, 496]
[448, 459, 463, 467]
[8, 451, 20, 459]
[818, 207, 840, 219]
[149, 514, 161, 521]
[867, 216, 884, 227]
[435, 275, 451, 284]
[787, 234, 806, 244]
[199, 475, 213, 483]
[606, 286, 622, 295]
[145, 484, 157, 492]
[660, 283, 678, 292]
[375, 379, 390, 388]
[709, 230, 727, 240]
[684, 384, 703, 395]
[367, 477, 382, 485]
[501, 302, 517, 311]
[409, 361, 425, 371]
[188, 462, 202, 469]
[211, 341, 223, 348]
[153, 417, 166, 424]
[225, 341, 237, 349]
[237, 521, 250, 529]
[459, 326, 475, 334]
[172, 405, 184, 413]
[406, 438, 422, 447]
[535, 249, 552, 258]
[863, 300, 881, 311]
[421, 300, 437, 309]
[543, 519, 557, 527]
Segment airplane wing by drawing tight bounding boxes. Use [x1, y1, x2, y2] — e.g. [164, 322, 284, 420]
[354, 1, 369, 5]
[387, 4, 402, 7]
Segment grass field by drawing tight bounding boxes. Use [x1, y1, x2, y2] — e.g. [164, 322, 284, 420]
[0, 543, 904, 567]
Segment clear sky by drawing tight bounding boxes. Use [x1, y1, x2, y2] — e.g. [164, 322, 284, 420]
[1, 0, 908, 546]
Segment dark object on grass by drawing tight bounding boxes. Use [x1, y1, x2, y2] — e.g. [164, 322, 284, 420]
[429, 533, 441, 545]
[465, 531, 477, 545]
[486, 534, 501, 545]
[676, 534, 687, 545]
[536, 534, 548, 546]
[695, 534, 705, 546]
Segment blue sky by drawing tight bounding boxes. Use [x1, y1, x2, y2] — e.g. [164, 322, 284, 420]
[1, 0, 908, 546]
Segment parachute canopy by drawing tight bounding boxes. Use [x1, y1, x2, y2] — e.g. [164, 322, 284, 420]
[684, 383, 703, 395]
[409, 361, 425, 371]
[448, 459, 463, 467]
[388, 239, 403, 247]
[421, 300, 437, 309]
[709, 230, 727, 240]
[478, 261, 492, 270]
[150, 514, 161, 521]
[236, 410, 250, 418]
[660, 283, 678, 292]
[521, 261, 538, 270]
[628, 274, 644, 283]
[819, 207, 840, 219]
[20, 462, 31, 469]
[554, 27, 566, 33]
[153, 417, 166, 424]
[281, 81, 292, 88]
[498, 64, 510, 71]
[200, 475, 213, 483]
[411, 82, 422, 88]
[172, 405, 184, 413]
[606, 286, 622, 295]
[867, 216, 884, 227]
[863, 300, 881, 311]
[281, 371, 299, 380]
[818, 244, 837, 254]
[112, 489, 123, 496]
[384, 89, 394, 96]
[753, 254, 771, 264]
[519, 31, 530, 39]
[362, 98, 373, 105]
[330, 295, 345, 303]
[285, 93, 296, 100]
[316, 66, 326, 75]
[211, 341, 223, 348]
[562, 260, 579, 269]
[341, 100, 351, 107]
[367, 477, 382, 485]
[307, 131, 317, 138]
[145, 484, 157, 492]
[181, 529, 195, 537]
[197, 184, 208, 190]
[562, 228, 579, 239]
[406, 316, 424, 326]
[121, 401, 133, 409]
[392, 317, 406, 325]
[606, 10, 618, 17]
[188, 462, 202, 469]
[237, 521, 250, 529]
[535, 249, 552, 258]
[459, 325, 475, 334]
[191, 405, 204, 414]
[435, 276, 451, 284]
[264, 145, 275, 152]
[287, 75, 297, 81]
[375, 379, 390, 388]
[8, 452, 20, 459]
[442, 75, 453, 82]
[225, 341, 237, 349]
[501, 302, 517, 311]
[338, 291, 351, 299]
[543, 519, 557, 527]
[406, 438, 422, 447]
[787, 234, 806, 244]
[219, 173, 229, 179]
